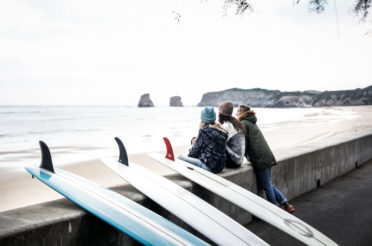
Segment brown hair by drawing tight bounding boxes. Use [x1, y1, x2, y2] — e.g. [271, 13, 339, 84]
[238, 105, 254, 113]
[237, 105, 256, 120]
[218, 113, 245, 134]
[199, 121, 224, 131]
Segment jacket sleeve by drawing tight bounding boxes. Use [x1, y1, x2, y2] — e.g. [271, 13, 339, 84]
[188, 129, 204, 158]
[243, 123, 251, 161]
[225, 132, 246, 164]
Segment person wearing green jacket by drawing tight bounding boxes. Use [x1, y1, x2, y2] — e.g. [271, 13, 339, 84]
[237, 104, 295, 213]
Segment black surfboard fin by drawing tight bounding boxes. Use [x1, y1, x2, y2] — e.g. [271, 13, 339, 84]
[115, 137, 129, 166]
[39, 141, 55, 173]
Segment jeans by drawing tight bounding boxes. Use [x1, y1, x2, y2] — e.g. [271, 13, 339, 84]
[256, 166, 287, 206]
[178, 155, 211, 172]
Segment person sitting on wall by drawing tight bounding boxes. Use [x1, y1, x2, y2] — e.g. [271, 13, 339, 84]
[178, 106, 228, 174]
[218, 101, 246, 168]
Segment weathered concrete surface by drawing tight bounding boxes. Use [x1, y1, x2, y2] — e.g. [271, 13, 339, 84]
[0, 130, 371, 245]
[247, 159, 372, 246]
[272, 129, 372, 202]
[0, 187, 143, 246]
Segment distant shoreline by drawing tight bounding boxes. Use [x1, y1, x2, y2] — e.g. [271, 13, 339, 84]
[197, 86, 372, 108]
[1, 85, 372, 108]
[1, 103, 371, 108]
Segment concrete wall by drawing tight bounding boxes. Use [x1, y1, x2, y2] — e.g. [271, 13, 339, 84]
[1, 130, 372, 246]
[272, 129, 372, 201]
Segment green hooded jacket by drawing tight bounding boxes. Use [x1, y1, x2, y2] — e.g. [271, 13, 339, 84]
[239, 112, 276, 170]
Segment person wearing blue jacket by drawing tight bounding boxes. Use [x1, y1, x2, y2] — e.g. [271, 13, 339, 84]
[178, 106, 228, 174]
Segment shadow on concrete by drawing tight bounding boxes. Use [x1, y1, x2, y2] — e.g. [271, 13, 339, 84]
[246, 159, 372, 246]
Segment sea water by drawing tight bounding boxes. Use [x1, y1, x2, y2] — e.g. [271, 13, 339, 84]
[0, 105, 360, 171]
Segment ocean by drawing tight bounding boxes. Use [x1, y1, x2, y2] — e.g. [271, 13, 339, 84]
[0, 105, 360, 171]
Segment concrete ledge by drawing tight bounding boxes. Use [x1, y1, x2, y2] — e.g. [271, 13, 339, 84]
[273, 129, 372, 201]
[1, 129, 372, 245]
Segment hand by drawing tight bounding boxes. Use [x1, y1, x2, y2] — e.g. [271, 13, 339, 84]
[191, 137, 197, 145]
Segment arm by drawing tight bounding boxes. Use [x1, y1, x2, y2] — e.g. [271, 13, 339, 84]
[191, 137, 197, 145]
[243, 123, 251, 161]
[188, 129, 204, 158]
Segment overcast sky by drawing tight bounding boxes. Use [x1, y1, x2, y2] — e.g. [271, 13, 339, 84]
[0, 0, 371, 106]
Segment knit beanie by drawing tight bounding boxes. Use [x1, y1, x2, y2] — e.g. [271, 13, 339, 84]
[200, 106, 216, 123]
[218, 101, 234, 116]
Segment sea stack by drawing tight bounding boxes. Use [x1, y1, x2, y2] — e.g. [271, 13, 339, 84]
[170, 96, 183, 107]
[138, 93, 154, 107]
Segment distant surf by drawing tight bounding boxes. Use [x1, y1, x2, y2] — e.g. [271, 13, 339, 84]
[0, 105, 360, 171]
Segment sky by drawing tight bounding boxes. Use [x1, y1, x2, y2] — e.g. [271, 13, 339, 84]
[0, 0, 371, 106]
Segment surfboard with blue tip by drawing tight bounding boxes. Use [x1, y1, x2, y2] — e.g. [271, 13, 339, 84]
[25, 141, 209, 246]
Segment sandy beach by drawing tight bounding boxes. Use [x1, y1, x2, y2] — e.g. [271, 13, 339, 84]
[1, 106, 371, 212]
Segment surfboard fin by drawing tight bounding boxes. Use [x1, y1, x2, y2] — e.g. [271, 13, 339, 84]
[39, 141, 55, 173]
[163, 137, 175, 161]
[115, 137, 129, 166]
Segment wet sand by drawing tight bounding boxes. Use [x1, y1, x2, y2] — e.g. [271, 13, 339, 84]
[1, 106, 371, 212]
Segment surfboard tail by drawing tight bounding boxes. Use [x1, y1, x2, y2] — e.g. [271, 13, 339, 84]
[39, 141, 55, 173]
[114, 137, 129, 166]
[163, 137, 175, 161]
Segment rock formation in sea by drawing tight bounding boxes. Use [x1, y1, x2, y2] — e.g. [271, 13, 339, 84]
[138, 93, 154, 107]
[169, 96, 183, 107]
[197, 86, 372, 108]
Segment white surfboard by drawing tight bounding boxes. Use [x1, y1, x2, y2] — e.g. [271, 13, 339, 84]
[25, 141, 209, 246]
[102, 137, 269, 246]
[148, 137, 338, 246]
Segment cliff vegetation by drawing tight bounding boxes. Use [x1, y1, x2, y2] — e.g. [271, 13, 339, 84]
[197, 86, 372, 107]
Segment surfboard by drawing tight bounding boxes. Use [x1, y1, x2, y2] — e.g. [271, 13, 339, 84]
[25, 141, 209, 246]
[101, 137, 269, 246]
[147, 137, 338, 246]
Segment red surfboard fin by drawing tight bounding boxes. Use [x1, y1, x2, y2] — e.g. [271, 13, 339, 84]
[163, 137, 175, 161]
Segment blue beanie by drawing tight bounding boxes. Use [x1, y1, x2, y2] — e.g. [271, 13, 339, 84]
[201, 106, 216, 123]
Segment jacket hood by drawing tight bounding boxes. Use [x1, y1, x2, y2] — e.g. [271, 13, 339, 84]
[202, 123, 227, 133]
[202, 125, 228, 141]
[221, 122, 238, 139]
[239, 111, 257, 124]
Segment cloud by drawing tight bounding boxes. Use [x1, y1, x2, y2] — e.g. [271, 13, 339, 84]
[0, 0, 371, 105]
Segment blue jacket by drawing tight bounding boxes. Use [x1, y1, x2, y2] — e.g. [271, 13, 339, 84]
[188, 125, 228, 173]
